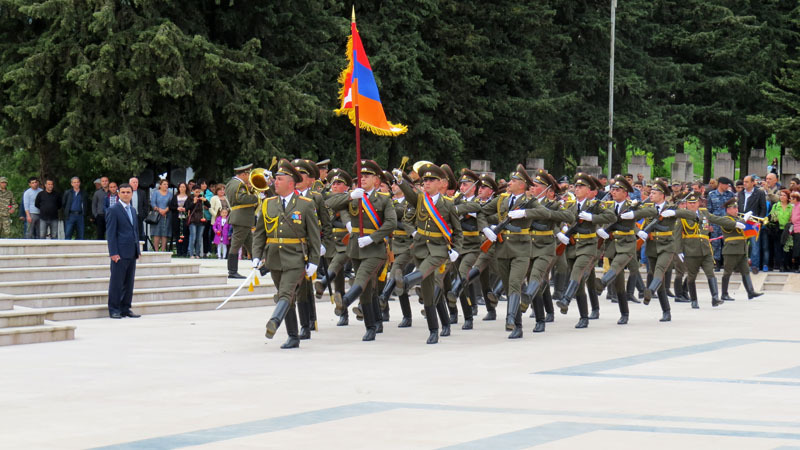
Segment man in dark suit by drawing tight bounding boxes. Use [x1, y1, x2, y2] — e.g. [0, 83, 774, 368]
[107, 183, 141, 319]
[129, 176, 150, 249]
[737, 175, 767, 273]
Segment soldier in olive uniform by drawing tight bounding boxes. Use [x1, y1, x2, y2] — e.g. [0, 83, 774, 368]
[253, 160, 321, 349]
[0, 176, 18, 238]
[553, 173, 617, 329]
[393, 163, 462, 344]
[225, 164, 259, 279]
[314, 168, 354, 326]
[675, 193, 721, 308]
[597, 176, 649, 324]
[479, 165, 556, 338]
[292, 159, 334, 338]
[707, 198, 764, 300]
[313, 159, 330, 193]
[326, 160, 397, 342]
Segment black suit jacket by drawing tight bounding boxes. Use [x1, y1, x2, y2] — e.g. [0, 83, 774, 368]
[132, 189, 150, 220]
[738, 187, 767, 218]
[106, 202, 141, 259]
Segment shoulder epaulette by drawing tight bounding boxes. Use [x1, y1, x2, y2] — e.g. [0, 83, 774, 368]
[644, 202, 654, 207]
[443, 195, 453, 201]
[377, 191, 390, 196]
[266, 196, 278, 201]
[298, 196, 312, 202]
[499, 192, 510, 198]
[604, 201, 615, 206]
[700, 207, 708, 211]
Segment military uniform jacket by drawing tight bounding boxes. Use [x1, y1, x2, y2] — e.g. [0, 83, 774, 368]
[397, 182, 463, 258]
[225, 177, 259, 227]
[0, 189, 17, 217]
[327, 204, 350, 253]
[302, 189, 334, 256]
[454, 195, 483, 254]
[674, 209, 712, 257]
[326, 190, 397, 260]
[477, 193, 551, 259]
[391, 196, 416, 255]
[639, 202, 679, 254]
[706, 213, 748, 256]
[253, 194, 321, 271]
[564, 198, 617, 258]
[605, 200, 649, 256]
[530, 197, 575, 257]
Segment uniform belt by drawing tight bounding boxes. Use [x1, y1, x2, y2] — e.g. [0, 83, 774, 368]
[463, 231, 480, 236]
[530, 230, 554, 236]
[267, 238, 306, 244]
[725, 236, 746, 241]
[574, 232, 596, 239]
[231, 203, 257, 210]
[352, 228, 376, 234]
[652, 231, 673, 237]
[614, 230, 635, 236]
[501, 228, 530, 235]
[417, 228, 443, 237]
[684, 234, 709, 239]
[332, 228, 349, 233]
[394, 230, 408, 236]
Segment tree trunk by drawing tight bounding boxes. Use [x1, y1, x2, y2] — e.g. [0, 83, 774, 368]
[612, 135, 623, 176]
[727, 135, 738, 162]
[739, 137, 750, 180]
[703, 140, 712, 183]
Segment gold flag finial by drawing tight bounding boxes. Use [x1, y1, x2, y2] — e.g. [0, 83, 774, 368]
[351, 5, 355, 23]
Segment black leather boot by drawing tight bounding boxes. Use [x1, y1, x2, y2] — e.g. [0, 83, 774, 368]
[379, 277, 396, 305]
[425, 305, 439, 344]
[721, 274, 735, 301]
[486, 279, 504, 305]
[280, 305, 300, 349]
[297, 300, 311, 340]
[689, 281, 699, 309]
[265, 298, 291, 339]
[600, 269, 617, 288]
[674, 275, 690, 302]
[398, 293, 412, 327]
[575, 317, 589, 328]
[533, 321, 545, 333]
[447, 275, 464, 307]
[334, 284, 363, 316]
[401, 270, 424, 295]
[588, 309, 599, 320]
[337, 312, 349, 326]
[361, 299, 377, 342]
[436, 297, 451, 337]
[742, 272, 763, 299]
[617, 314, 629, 325]
[314, 270, 335, 299]
[665, 269, 674, 297]
[556, 280, 579, 314]
[506, 293, 521, 331]
[521, 280, 540, 313]
[483, 309, 496, 321]
[709, 277, 722, 306]
[660, 310, 672, 322]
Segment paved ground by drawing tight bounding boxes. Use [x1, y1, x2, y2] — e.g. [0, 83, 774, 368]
[3, 276, 800, 449]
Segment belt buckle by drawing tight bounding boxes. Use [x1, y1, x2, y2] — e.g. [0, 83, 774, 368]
[278, 238, 284, 244]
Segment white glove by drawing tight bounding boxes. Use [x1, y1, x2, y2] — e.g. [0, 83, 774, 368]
[482, 227, 497, 242]
[735, 221, 747, 230]
[448, 249, 459, 262]
[320, 244, 326, 257]
[392, 169, 403, 182]
[346, 222, 353, 233]
[358, 236, 373, 248]
[561, 225, 569, 233]
[660, 209, 676, 217]
[258, 192, 266, 199]
[252, 258, 261, 268]
[305, 263, 317, 278]
[678, 253, 685, 262]
[412, 230, 417, 238]
[637, 230, 649, 240]
[597, 228, 610, 240]
[264, 170, 273, 179]
[350, 188, 365, 199]
[620, 211, 634, 220]
[742, 211, 753, 222]
[556, 232, 570, 245]
[508, 210, 526, 219]
[578, 211, 593, 221]
[467, 212, 477, 218]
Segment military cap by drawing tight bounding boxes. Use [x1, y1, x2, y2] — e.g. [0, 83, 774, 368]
[478, 173, 498, 193]
[590, 176, 603, 191]
[416, 162, 446, 180]
[685, 192, 700, 203]
[717, 176, 732, 186]
[545, 173, 563, 194]
[574, 172, 594, 188]
[724, 198, 738, 209]
[510, 164, 535, 187]
[459, 168, 480, 185]
[532, 169, 550, 186]
[316, 159, 330, 170]
[234, 163, 253, 174]
[275, 159, 302, 183]
[381, 170, 395, 186]
[292, 159, 318, 179]
[441, 164, 458, 190]
[610, 175, 634, 193]
[558, 175, 570, 184]
[651, 180, 670, 195]
[0, 176, 8, 183]
[497, 180, 508, 194]
[350, 159, 382, 177]
[326, 168, 353, 187]
[93, 178, 101, 184]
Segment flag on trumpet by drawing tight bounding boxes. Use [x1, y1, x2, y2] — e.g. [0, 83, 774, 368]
[743, 220, 761, 240]
[335, 9, 407, 137]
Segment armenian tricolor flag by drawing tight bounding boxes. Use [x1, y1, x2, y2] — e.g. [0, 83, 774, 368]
[335, 8, 407, 136]
[744, 221, 761, 240]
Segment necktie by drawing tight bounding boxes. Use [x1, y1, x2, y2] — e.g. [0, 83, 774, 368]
[125, 206, 133, 225]
[657, 205, 661, 215]
[615, 204, 619, 215]
[509, 195, 515, 210]
[282, 199, 287, 211]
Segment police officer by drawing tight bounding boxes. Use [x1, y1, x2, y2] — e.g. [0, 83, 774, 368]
[0, 176, 18, 238]
[225, 164, 259, 279]
[253, 160, 321, 349]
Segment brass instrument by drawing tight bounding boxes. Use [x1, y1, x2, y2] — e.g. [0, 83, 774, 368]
[412, 160, 434, 174]
[399, 156, 410, 172]
[738, 213, 769, 224]
[249, 168, 272, 192]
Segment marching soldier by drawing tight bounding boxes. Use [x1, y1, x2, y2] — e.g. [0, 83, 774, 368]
[225, 164, 258, 279]
[706, 198, 764, 300]
[326, 160, 397, 342]
[553, 173, 616, 329]
[314, 168, 353, 326]
[314, 159, 330, 193]
[0, 176, 18, 238]
[675, 193, 721, 308]
[253, 160, 321, 349]
[392, 163, 462, 344]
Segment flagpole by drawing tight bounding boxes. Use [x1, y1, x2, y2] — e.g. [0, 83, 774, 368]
[353, 13, 364, 238]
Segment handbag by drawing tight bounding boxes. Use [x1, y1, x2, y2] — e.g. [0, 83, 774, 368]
[145, 210, 161, 225]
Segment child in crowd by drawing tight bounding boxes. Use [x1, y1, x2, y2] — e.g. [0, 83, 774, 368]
[213, 208, 231, 259]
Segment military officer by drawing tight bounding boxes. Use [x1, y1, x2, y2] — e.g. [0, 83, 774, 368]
[326, 160, 397, 342]
[253, 160, 321, 349]
[706, 198, 764, 300]
[0, 176, 18, 238]
[314, 159, 330, 193]
[675, 193, 721, 308]
[225, 164, 258, 279]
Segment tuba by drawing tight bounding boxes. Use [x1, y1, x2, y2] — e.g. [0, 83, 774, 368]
[249, 168, 271, 192]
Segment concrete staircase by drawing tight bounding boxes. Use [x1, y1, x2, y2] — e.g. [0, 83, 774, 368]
[0, 240, 278, 346]
[594, 266, 797, 294]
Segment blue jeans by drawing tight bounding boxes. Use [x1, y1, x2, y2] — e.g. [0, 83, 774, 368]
[759, 228, 770, 269]
[189, 223, 203, 257]
[64, 213, 85, 240]
[748, 236, 760, 269]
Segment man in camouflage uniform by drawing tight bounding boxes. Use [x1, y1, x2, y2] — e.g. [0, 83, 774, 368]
[0, 177, 18, 238]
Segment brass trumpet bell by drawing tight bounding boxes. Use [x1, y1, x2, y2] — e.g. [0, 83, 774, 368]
[412, 160, 434, 174]
[249, 168, 271, 191]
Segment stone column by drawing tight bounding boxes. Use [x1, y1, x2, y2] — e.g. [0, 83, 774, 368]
[670, 153, 694, 183]
[748, 149, 767, 178]
[627, 155, 651, 184]
[714, 152, 735, 181]
[576, 156, 602, 178]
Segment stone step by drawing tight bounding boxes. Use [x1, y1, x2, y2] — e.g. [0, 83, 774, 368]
[0, 239, 112, 255]
[0, 322, 76, 346]
[13, 284, 276, 308]
[0, 252, 171, 268]
[0, 309, 47, 328]
[0, 273, 235, 295]
[43, 293, 280, 321]
[762, 282, 785, 291]
[0, 295, 12, 311]
[0, 262, 199, 282]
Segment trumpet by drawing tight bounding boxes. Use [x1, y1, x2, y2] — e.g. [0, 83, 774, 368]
[249, 168, 272, 192]
[738, 213, 769, 224]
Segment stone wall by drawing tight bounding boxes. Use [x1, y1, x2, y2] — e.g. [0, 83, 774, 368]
[714, 153, 735, 181]
[627, 155, 650, 183]
[748, 149, 767, 178]
[670, 153, 694, 182]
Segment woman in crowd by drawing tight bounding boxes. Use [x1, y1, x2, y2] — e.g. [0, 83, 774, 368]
[149, 179, 173, 252]
[770, 189, 793, 272]
[199, 179, 214, 258]
[169, 182, 190, 257]
[186, 185, 210, 259]
[791, 192, 800, 272]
